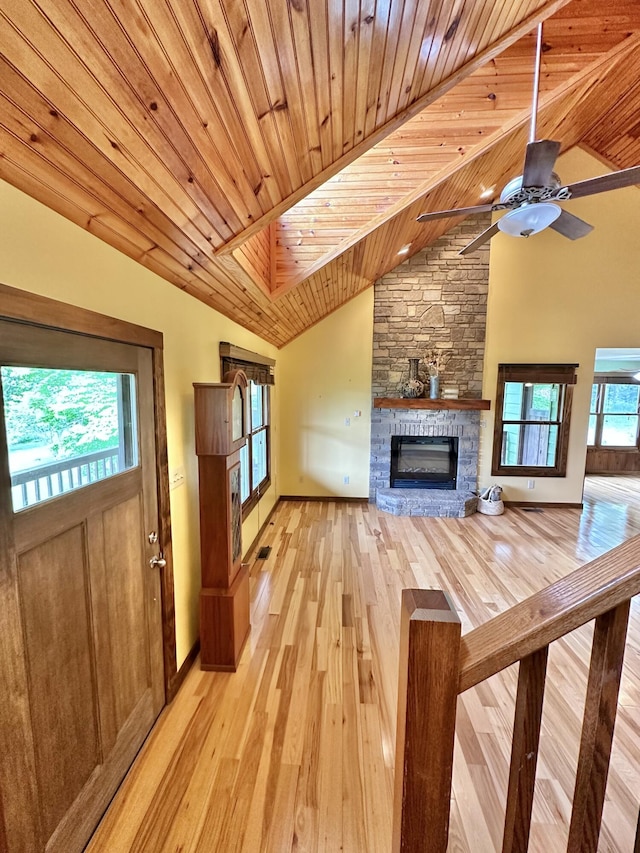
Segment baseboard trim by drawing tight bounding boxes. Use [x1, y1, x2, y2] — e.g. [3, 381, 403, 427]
[279, 495, 369, 503]
[167, 639, 200, 702]
[504, 501, 584, 509]
[244, 498, 281, 561]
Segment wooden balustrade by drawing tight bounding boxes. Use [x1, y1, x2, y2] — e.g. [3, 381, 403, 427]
[393, 534, 640, 853]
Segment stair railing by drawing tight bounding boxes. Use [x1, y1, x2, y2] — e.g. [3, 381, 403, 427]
[392, 534, 640, 853]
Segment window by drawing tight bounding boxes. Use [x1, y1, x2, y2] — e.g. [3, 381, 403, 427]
[220, 342, 275, 516]
[2, 366, 138, 511]
[588, 378, 640, 449]
[239, 381, 270, 512]
[492, 364, 577, 477]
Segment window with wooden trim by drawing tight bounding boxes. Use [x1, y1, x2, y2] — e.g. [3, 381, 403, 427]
[220, 342, 274, 515]
[588, 376, 640, 449]
[492, 364, 578, 477]
[238, 381, 270, 513]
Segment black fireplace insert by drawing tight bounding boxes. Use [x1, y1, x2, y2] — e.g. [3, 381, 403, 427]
[390, 435, 458, 489]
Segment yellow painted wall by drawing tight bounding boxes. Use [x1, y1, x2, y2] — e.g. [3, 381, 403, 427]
[278, 291, 374, 497]
[481, 147, 640, 502]
[0, 179, 279, 666]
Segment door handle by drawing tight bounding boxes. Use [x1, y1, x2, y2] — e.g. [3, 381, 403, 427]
[149, 554, 167, 569]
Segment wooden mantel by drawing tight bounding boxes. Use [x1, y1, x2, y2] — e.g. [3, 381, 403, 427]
[374, 397, 491, 411]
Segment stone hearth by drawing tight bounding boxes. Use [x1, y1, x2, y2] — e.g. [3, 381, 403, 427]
[375, 487, 477, 517]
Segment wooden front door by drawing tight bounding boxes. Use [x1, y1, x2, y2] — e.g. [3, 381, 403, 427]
[0, 319, 165, 853]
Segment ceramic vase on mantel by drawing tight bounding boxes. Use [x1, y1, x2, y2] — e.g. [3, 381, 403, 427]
[399, 357, 425, 398]
[429, 375, 439, 399]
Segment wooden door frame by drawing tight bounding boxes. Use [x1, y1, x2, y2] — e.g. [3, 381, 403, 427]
[0, 283, 179, 700]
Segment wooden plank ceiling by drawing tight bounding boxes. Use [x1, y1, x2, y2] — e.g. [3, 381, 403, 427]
[1, 0, 640, 346]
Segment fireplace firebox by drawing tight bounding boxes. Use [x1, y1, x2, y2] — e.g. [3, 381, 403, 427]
[390, 436, 458, 489]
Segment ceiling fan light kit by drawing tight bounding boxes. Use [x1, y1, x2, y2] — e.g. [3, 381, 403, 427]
[497, 202, 561, 238]
[416, 23, 640, 255]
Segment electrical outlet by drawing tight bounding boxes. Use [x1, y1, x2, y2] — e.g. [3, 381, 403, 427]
[527, 479, 535, 489]
[343, 475, 350, 485]
[170, 466, 185, 491]
[344, 417, 351, 426]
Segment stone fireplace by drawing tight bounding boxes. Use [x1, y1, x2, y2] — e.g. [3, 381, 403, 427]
[370, 403, 482, 516]
[368, 218, 490, 517]
[390, 435, 458, 489]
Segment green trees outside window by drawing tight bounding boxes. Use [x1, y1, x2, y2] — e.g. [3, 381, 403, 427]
[588, 381, 640, 448]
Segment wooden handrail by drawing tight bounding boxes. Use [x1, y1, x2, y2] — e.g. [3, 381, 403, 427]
[458, 534, 640, 693]
[394, 533, 640, 853]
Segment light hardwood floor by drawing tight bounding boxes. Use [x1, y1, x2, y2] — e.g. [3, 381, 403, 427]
[87, 476, 640, 852]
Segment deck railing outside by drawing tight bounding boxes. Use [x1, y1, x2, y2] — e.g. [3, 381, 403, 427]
[10, 447, 121, 510]
[393, 534, 640, 853]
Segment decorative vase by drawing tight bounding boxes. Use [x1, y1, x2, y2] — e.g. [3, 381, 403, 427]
[399, 357, 424, 398]
[429, 375, 439, 399]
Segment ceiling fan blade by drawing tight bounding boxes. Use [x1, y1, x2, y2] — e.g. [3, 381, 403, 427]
[522, 140, 561, 187]
[459, 222, 501, 256]
[548, 209, 594, 240]
[563, 164, 640, 199]
[416, 203, 494, 223]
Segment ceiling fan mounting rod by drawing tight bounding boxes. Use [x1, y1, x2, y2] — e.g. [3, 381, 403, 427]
[529, 23, 543, 144]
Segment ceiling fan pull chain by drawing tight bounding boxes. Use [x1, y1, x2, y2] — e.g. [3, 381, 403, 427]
[529, 23, 543, 144]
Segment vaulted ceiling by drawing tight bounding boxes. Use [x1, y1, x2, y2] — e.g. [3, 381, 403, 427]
[1, 0, 640, 346]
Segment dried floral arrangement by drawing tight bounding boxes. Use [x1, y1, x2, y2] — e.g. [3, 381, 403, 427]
[424, 349, 450, 377]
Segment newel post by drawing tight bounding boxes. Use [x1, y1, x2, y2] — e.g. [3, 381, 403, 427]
[392, 589, 461, 853]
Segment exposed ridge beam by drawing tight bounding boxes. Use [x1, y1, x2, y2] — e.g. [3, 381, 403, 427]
[215, 0, 571, 256]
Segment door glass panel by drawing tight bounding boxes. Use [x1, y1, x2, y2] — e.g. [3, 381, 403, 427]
[231, 385, 244, 441]
[230, 466, 242, 562]
[587, 414, 597, 445]
[1, 366, 138, 511]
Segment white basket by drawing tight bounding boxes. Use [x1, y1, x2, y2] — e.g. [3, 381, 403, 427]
[477, 497, 504, 516]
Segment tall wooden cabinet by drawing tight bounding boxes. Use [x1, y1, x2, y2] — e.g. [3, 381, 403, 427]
[194, 370, 250, 671]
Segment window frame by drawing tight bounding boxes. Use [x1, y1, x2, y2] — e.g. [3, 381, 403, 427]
[220, 343, 275, 517]
[241, 381, 271, 515]
[588, 374, 640, 451]
[491, 363, 578, 478]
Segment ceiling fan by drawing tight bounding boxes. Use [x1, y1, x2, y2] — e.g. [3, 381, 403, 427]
[416, 24, 640, 256]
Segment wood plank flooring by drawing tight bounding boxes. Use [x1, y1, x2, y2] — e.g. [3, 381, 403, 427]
[87, 476, 640, 852]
